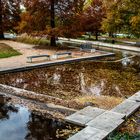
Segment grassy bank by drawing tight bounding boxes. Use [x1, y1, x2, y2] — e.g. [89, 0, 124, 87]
[108, 132, 140, 140]
[0, 43, 21, 58]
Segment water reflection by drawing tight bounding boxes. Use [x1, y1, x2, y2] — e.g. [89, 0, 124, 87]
[0, 96, 80, 140]
[121, 52, 132, 66]
[80, 72, 105, 96]
[0, 95, 18, 120]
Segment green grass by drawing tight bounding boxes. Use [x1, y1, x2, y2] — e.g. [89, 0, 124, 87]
[108, 133, 140, 140]
[0, 43, 21, 58]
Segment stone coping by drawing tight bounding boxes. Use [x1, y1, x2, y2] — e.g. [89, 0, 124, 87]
[0, 52, 114, 74]
[67, 91, 140, 140]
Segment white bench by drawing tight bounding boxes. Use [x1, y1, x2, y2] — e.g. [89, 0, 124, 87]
[80, 43, 95, 52]
[51, 52, 72, 60]
[27, 54, 50, 63]
[136, 42, 140, 47]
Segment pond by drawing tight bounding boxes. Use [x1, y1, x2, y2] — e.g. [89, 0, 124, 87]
[0, 95, 81, 140]
[0, 52, 140, 100]
[0, 49, 139, 139]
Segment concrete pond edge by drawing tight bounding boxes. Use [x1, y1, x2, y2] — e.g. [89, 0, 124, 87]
[0, 51, 114, 74]
[66, 91, 140, 140]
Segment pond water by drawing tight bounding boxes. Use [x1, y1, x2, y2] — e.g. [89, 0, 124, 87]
[0, 52, 140, 99]
[0, 95, 81, 140]
[0, 49, 139, 139]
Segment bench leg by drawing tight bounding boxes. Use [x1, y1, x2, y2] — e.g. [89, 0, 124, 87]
[46, 57, 50, 61]
[91, 49, 95, 53]
[67, 54, 72, 58]
[30, 58, 32, 63]
[27, 58, 32, 63]
[50, 55, 57, 60]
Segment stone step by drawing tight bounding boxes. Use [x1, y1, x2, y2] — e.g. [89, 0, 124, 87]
[68, 126, 108, 140]
[67, 91, 140, 140]
[111, 99, 140, 117]
[86, 111, 125, 133]
[65, 106, 105, 126]
[128, 91, 140, 102]
[66, 113, 93, 126]
[78, 106, 106, 118]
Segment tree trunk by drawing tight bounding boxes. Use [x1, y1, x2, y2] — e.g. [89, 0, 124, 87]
[95, 32, 98, 41]
[50, 0, 56, 46]
[88, 34, 91, 39]
[109, 32, 114, 38]
[109, 32, 112, 37]
[0, 0, 4, 39]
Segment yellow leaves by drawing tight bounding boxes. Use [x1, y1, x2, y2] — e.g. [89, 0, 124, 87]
[129, 15, 140, 36]
[84, 0, 92, 9]
[56, 125, 81, 138]
[130, 16, 140, 28]
[120, 109, 140, 134]
[75, 95, 124, 110]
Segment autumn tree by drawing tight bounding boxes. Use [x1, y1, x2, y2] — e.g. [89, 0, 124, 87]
[101, 0, 122, 37]
[17, 1, 49, 34]
[128, 0, 140, 37]
[0, 0, 21, 39]
[102, 0, 140, 38]
[59, 0, 85, 38]
[0, 0, 4, 39]
[81, 0, 105, 40]
[19, 0, 86, 46]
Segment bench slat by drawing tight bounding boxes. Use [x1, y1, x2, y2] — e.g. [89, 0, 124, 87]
[55, 52, 72, 56]
[27, 54, 50, 63]
[27, 55, 50, 59]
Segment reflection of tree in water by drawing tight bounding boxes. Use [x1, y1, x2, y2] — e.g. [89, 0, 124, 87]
[0, 95, 80, 140]
[0, 95, 18, 120]
[25, 113, 66, 140]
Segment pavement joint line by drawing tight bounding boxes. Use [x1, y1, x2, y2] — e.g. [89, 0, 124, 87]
[66, 91, 140, 140]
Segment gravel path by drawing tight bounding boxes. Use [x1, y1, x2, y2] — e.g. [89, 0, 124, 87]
[0, 40, 56, 69]
[0, 40, 104, 71]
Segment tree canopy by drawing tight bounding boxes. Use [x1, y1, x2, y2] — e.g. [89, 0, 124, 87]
[81, 0, 105, 40]
[17, 0, 86, 46]
[0, 0, 21, 39]
[102, 0, 140, 37]
[0, 0, 140, 43]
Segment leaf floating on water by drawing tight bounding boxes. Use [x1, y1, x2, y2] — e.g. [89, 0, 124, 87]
[56, 126, 81, 138]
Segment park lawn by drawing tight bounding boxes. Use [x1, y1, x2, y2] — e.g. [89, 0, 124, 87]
[0, 43, 21, 58]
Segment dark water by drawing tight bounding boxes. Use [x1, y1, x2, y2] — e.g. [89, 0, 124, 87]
[0, 54, 140, 99]
[0, 95, 80, 140]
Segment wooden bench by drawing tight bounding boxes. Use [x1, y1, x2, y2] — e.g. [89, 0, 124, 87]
[80, 43, 95, 52]
[27, 54, 50, 63]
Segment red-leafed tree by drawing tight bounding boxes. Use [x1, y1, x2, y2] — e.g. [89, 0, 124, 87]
[82, 0, 105, 40]
[0, 0, 4, 39]
[19, 0, 86, 46]
[0, 0, 21, 39]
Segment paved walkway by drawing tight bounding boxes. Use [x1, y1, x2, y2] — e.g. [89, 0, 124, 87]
[59, 38, 140, 53]
[0, 39, 139, 71]
[66, 91, 140, 140]
[0, 40, 114, 72]
[0, 40, 58, 69]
